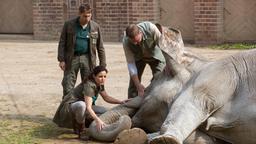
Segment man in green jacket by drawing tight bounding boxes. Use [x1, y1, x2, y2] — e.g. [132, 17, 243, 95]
[123, 21, 165, 98]
[58, 4, 106, 97]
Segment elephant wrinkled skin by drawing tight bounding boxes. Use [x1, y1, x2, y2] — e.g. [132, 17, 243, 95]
[88, 26, 256, 144]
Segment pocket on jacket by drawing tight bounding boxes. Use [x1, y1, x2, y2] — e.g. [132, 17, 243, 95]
[90, 31, 98, 44]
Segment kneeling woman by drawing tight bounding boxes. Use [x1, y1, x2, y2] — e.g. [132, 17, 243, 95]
[53, 66, 128, 137]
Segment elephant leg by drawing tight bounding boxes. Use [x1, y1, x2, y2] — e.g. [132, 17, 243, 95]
[114, 128, 147, 144]
[150, 135, 180, 144]
[148, 132, 181, 144]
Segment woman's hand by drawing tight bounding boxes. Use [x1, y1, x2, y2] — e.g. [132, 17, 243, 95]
[120, 98, 131, 104]
[96, 119, 106, 131]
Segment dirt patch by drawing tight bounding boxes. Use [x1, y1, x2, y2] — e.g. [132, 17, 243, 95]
[0, 40, 241, 143]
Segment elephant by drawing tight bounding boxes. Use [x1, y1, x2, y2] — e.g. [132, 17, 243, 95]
[150, 27, 256, 144]
[88, 27, 199, 142]
[88, 26, 256, 144]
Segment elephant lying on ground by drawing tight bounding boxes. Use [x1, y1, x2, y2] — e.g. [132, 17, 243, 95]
[88, 27, 256, 144]
[88, 27, 204, 142]
[150, 27, 256, 144]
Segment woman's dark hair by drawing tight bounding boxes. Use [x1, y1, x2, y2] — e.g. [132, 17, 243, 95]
[83, 66, 108, 83]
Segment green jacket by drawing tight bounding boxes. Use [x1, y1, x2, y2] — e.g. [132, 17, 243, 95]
[58, 17, 106, 71]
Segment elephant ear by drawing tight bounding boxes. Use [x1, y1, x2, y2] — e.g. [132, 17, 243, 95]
[161, 49, 190, 79]
[155, 23, 163, 34]
[162, 52, 178, 77]
[158, 26, 186, 78]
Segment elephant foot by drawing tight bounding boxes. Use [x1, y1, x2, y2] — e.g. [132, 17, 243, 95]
[150, 135, 181, 144]
[114, 128, 147, 144]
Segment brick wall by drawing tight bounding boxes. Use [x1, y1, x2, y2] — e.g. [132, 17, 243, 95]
[194, 0, 224, 44]
[32, 0, 159, 42]
[94, 0, 159, 42]
[32, 0, 228, 44]
[33, 0, 64, 40]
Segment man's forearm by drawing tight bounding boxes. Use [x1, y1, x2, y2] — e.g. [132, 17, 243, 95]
[131, 74, 140, 88]
[128, 62, 137, 76]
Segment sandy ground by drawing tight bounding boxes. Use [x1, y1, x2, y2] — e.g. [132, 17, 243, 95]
[0, 40, 242, 143]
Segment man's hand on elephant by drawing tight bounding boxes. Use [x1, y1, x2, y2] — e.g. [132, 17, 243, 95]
[96, 119, 106, 131]
[59, 61, 65, 71]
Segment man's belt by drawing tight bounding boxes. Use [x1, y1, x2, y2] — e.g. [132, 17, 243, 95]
[74, 53, 87, 56]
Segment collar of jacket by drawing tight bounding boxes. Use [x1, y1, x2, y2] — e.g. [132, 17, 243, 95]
[75, 16, 90, 30]
[75, 16, 98, 33]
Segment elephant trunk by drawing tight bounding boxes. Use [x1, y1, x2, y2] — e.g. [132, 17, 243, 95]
[88, 96, 143, 141]
[160, 102, 206, 144]
[89, 115, 132, 141]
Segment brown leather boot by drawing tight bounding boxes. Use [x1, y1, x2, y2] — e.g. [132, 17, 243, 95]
[72, 118, 85, 138]
[77, 122, 85, 138]
[72, 118, 79, 135]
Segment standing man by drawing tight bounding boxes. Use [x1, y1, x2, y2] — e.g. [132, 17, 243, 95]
[58, 3, 106, 97]
[123, 21, 165, 98]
